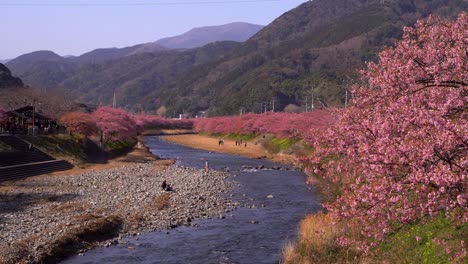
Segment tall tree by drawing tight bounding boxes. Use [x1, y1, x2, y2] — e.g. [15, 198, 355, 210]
[93, 106, 139, 141]
[307, 13, 467, 252]
[59, 112, 97, 137]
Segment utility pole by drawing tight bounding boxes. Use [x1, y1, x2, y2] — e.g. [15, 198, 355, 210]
[311, 94, 315, 111]
[262, 102, 269, 113]
[345, 89, 349, 108]
[112, 91, 116, 108]
[31, 99, 36, 136]
[271, 97, 276, 112]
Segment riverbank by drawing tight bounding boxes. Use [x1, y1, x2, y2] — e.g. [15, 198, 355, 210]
[0, 139, 235, 263]
[163, 134, 296, 165]
[63, 135, 321, 264]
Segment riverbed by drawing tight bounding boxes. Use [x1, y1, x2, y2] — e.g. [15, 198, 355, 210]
[63, 136, 321, 264]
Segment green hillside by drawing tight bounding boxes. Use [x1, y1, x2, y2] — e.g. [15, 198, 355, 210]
[6, 0, 467, 116]
[147, 0, 466, 115]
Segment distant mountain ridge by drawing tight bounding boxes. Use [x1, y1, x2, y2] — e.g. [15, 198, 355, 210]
[140, 0, 467, 115]
[7, 22, 264, 67]
[156, 22, 265, 49]
[6, 21, 264, 90]
[5, 1, 467, 115]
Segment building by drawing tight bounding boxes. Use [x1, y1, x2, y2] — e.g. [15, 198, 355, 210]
[4, 106, 57, 135]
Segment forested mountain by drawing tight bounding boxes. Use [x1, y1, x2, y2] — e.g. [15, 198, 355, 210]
[142, 0, 467, 115]
[69, 43, 167, 65]
[5, 44, 168, 88]
[6, 0, 467, 115]
[0, 63, 23, 89]
[0, 64, 86, 118]
[155, 22, 264, 49]
[58, 41, 241, 110]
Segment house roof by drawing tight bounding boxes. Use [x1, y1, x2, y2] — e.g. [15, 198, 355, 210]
[7, 106, 52, 120]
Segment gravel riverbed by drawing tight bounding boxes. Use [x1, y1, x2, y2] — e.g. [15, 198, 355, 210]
[0, 162, 236, 263]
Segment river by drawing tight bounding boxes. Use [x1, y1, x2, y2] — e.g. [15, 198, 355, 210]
[62, 136, 321, 264]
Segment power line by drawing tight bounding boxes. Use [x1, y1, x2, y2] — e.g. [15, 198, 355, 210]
[0, 0, 280, 6]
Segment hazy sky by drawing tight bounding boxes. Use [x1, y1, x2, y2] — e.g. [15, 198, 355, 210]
[0, 0, 306, 59]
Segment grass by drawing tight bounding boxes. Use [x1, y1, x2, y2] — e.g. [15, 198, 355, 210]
[283, 212, 361, 264]
[4, 214, 123, 264]
[261, 136, 301, 154]
[0, 141, 13, 151]
[374, 215, 468, 264]
[20, 134, 88, 163]
[269, 137, 300, 150]
[18, 134, 138, 165]
[39, 215, 123, 263]
[153, 192, 171, 210]
[104, 139, 135, 159]
[206, 132, 257, 142]
[284, 213, 467, 264]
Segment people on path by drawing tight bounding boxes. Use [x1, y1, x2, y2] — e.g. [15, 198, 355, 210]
[161, 180, 173, 192]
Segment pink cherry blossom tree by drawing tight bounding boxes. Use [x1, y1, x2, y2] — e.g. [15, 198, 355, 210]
[193, 110, 333, 140]
[93, 106, 139, 141]
[59, 112, 97, 137]
[305, 13, 467, 252]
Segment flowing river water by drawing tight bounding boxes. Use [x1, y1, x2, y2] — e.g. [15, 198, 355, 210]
[63, 136, 322, 264]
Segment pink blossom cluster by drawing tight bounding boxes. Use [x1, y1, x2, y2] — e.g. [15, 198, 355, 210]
[193, 110, 334, 139]
[302, 13, 467, 252]
[60, 107, 193, 141]
[93, 106, 141, 141]
[59, 112, 97, 137]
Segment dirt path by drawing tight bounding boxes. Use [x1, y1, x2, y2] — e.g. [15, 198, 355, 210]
[162, 134, 295, 165]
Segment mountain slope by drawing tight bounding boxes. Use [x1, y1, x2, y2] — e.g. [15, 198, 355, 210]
[156, 22, 264, 49]
[58, 41, 241, 109]
[5, 1, 467, 115]
[142, 0, 467, 115]
[6, 22, 262, 90]
[0, 63, 23, 89]
[6, 45, 167, 88]
[70, 43, 167, 65]
[7, 50, 63, 71]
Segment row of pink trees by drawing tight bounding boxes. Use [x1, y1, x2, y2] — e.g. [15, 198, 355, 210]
[59, 106, 193, 142]
[300, 13, 467, 254]
[192, 13, 467, 257]
[194, 110, 334, 139]
[136, 115, 193, 130]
